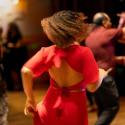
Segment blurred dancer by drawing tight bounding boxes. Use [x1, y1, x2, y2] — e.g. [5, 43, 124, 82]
[3, 22, 27, 91]
[85, 12, 125, 125]
[21, 10, 100, 125]
[0, 27, 8, 125]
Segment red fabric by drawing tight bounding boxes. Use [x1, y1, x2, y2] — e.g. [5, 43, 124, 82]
[34, 82, 88, 125]
[24, 44, 99, 125]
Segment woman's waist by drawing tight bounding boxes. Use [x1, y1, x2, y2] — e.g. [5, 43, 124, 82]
[50, 79, 86, 93]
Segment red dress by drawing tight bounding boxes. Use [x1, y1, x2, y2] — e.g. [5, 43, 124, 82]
[24, 45, 98, 125]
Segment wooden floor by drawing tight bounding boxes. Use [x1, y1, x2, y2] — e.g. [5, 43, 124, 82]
[7, 86, 125, 125]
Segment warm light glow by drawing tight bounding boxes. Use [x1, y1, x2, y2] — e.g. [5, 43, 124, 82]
[0, 0, 20, 18]
[0, 0, 12, 7]
[12, 0, 19, 5]
[0, 0, 19, 7]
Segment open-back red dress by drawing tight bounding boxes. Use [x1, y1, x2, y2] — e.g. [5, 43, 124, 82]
[24, 44, 99, 125]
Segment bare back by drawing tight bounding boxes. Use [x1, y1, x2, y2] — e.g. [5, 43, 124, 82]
[48, 59, 83, 87]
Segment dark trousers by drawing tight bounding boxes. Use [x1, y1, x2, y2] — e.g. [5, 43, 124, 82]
[94, 75, 119, 125]
[2, 47, 27, 91]
[86, 90, 94, 106]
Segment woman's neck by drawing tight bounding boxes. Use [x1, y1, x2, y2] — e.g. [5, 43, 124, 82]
[56, 41, 79, 48]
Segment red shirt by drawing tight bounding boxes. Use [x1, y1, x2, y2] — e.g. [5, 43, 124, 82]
[86, 26, 123, 70]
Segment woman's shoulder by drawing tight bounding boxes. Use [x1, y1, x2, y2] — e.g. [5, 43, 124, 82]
[39, 45, 56, 52]
[36, 45, 56, 59]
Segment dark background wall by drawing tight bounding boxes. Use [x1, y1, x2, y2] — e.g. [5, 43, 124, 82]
[51, 0, 125, 25]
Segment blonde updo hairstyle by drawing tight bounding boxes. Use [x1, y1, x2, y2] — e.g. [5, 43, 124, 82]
[41, 10, 88, 48]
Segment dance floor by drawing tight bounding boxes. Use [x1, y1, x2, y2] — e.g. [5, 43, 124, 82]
[7, 84, 125, 125]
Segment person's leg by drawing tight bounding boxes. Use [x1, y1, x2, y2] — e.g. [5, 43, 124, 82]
[95, 105, 119, 125]
[2, 52, 15, 91]
[94, 75, 119, 125]
[0, 94, 8, 125]
[86, 90, 96, 112]
[15, 69, 23, 91]
[86, 90, 94, 106]
[3, 68, 14, 91]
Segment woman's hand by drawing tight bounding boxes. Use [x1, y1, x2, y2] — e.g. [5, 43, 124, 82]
[117, 12, 125, 28]
[24, 98, 37, 117]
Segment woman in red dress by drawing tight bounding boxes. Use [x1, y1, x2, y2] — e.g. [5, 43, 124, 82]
[21, 10, 99, 125]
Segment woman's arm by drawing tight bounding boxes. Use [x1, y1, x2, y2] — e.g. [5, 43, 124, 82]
[21, 66, 37, 116]
[86, 68, 109, 92]
[86, 82, 98, 93]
